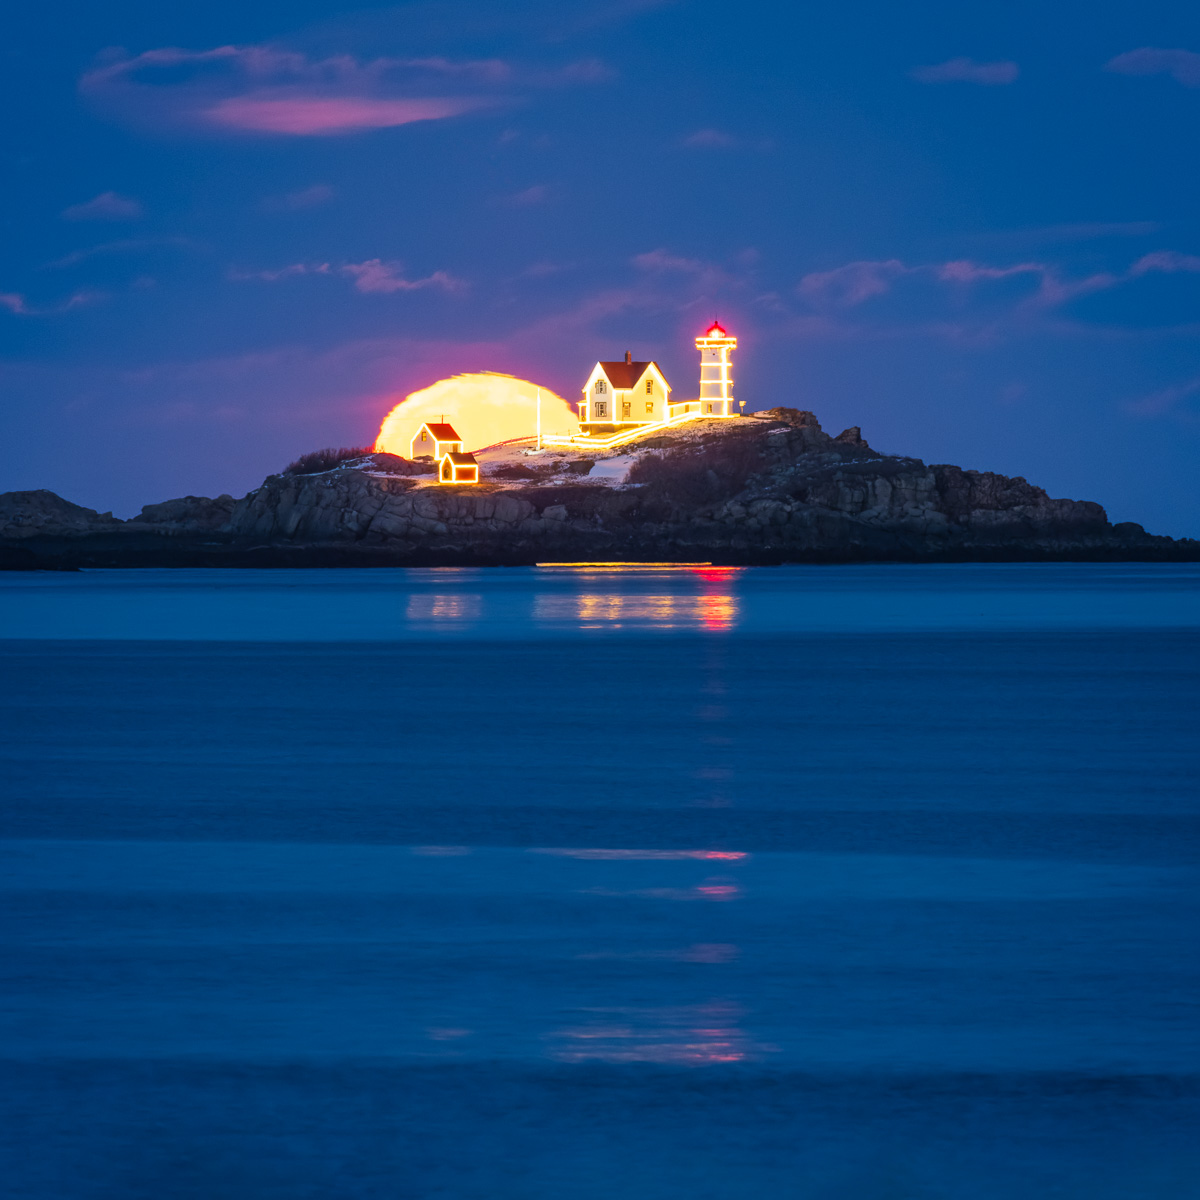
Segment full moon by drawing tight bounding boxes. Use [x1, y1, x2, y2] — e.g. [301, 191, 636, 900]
[374, 372, 577, 456]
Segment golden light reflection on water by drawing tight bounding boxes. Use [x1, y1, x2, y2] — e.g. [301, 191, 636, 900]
[531, 848, 746, 861]
[533, 566, 743, 631]
[405, 593, 483, 622]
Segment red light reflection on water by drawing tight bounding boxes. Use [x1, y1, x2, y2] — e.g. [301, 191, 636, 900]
[690, 566, 742, 631]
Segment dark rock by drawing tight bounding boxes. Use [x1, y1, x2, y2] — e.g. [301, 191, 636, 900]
[0, 490, 124, 539]
[131, 494, 235, 531]
[4, 413, 1197, 565]
[488, 463, 541, 480]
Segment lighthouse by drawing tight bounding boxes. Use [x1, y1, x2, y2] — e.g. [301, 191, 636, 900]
[695, 321, 737, 417]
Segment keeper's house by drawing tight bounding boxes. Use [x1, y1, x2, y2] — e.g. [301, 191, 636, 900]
[411, 422, 463, 460]
[578, 353, 672, 435]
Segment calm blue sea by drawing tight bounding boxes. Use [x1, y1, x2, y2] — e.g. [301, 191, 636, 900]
[1, 564, 1198, 1199]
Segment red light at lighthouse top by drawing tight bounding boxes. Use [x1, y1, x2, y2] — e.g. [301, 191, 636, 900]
[702, 320, 727, 338]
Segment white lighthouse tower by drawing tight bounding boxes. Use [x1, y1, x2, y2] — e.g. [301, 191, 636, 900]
[695, 320, 737, 417]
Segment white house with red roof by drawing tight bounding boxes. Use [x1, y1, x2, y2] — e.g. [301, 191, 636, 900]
[578, 352, 672, 433]
[411, 422, 464, 460]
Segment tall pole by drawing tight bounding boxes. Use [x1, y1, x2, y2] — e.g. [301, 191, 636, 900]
[536, 387, 542, 451]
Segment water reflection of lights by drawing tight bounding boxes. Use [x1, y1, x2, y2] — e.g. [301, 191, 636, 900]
[549, 1002, 760, 1065]
[576, 943, 740, 963]
[534, 590, 740, 631]
[531, 848, 746, 861]
[531, 563, 743, 631]
[580, 875, 742, 901]
[405, 594, 482, 622]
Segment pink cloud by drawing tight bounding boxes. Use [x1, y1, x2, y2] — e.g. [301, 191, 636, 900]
[936, 260, 1044, 282]
[683, 129, 737, 148]
[263, 184, 335, 211]
[229, 260, 461, 293]
[0, 289, 103, 316]
[46, 237, 196, 270]
[1106, 48, 1200, 87]
[229, 263, 332, 282]
[503, 185, 551, 206]
[80, 43, 609, 139]
[1126, 377, 1200, 418]
[62, 192, 143, 221]
[633, 249, 707, 273]
[911, 58, 1019, 85]
[798, 260, 909, 306]
[204, 94, 485, 135]
[1129, 250, 1200, 275]
[341, 260, 462, 294]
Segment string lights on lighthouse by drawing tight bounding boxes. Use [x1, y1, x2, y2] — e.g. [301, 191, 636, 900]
[695, 320, 737, 418]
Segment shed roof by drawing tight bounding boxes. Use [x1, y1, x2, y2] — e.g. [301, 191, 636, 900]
[443, 451, 478, 466]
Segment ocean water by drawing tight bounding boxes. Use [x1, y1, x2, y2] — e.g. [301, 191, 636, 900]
[1, 564, 1198, 1199]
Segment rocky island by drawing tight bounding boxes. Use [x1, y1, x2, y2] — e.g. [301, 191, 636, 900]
[1, 409, 1194, 568]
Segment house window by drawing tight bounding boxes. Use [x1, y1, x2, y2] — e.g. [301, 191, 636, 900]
[420, 431, 428, 442]
[645, 379, 653, 394]
[595, 401, 607, 418]
[645, 401, 654, 414]
[622, 402, 631, 418]
[704, 404, 713, 414]
[595, 380, 607, 393]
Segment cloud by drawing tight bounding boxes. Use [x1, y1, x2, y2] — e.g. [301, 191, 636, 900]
[795, 256, 1140, 313]
[229, 263, 332, 283]
[683, 129, 737, 148]
[788, 245, 1200, 343]
[340, 260, 462, 294]
[204, 94, 487, 135]
[1126, 376, 1200, 419]
[502, 185, 551, 206]
[633, 249, 707, 273]
[935, 260, 1046, 284]
[263, 185, 335, 212]
[523, 260, 573, 277]
[1129, 250, 1200, 275]
[1106, 48, 1200, 87]
[0, 289, 104, 316]
[80, 43, 608, 138]
[798, 259, 910, 306]
[910, 58, 1019, 85]
[45, 236, 197, 270]
[231, 259, 462, 293]
[62, 192, 143, 221]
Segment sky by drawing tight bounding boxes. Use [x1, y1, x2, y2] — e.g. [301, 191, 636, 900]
[3, 0, 1200, 535]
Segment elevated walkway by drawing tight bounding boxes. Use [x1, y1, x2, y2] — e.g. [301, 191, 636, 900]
[541, 408, 734, 452]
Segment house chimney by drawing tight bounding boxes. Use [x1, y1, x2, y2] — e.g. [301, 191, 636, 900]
[625, 351, 631, 364]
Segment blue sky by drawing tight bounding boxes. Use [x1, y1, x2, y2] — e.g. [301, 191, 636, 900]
[4, 0, 1200, 534]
